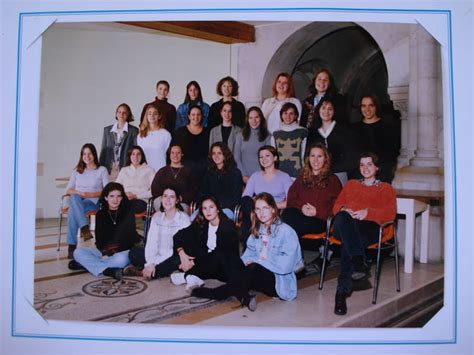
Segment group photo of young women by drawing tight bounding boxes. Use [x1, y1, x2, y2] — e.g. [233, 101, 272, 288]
[64, 70, 399, 315]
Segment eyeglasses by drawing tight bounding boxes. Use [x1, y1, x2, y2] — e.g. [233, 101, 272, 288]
[254, 206, 272, 214]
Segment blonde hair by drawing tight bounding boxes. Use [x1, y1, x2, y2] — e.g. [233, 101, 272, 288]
[139, 104, 163, 137]
[301, 142, 332, 188]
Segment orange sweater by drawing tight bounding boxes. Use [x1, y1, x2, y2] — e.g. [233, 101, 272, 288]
[332, 180, 396, 225]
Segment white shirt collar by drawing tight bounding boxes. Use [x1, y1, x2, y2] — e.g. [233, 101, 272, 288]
[110, 121, 129, 133]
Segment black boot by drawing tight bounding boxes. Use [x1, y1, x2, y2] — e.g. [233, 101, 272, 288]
[334, 292, 348, 315]
[68, 259, 85, 271]
[67, 244, 76, 259]
[103, 267, 123, 281]
[240, 292, 257, 312]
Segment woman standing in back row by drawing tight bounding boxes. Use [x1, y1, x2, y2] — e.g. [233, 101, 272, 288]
[261, 72, 302, 134]
[137, 104, 171, 172]
[300, 68, 347, 129]
[99, 103, 138, 180]
[208, 76, 246, 129]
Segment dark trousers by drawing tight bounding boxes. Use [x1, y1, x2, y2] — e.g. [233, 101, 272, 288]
[186, 250, 245, 283]
[128, 246, 180, 279]
[281, 208, 326, 237]
[332, 211, 379, 294]
[207, 262, 278, 301]
[129, 199, 147, 214]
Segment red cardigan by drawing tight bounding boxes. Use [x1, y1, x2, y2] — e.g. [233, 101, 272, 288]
[332, 179, 396, 225]
[287, 174, 342, 221]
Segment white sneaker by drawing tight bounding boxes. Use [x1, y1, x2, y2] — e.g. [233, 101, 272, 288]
[170, 272, 186, 285]
[185, 274, 205, 292]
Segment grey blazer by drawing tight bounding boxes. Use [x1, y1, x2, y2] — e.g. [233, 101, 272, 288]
[99, 124, 138, 173]
[208, 125, 242, 153]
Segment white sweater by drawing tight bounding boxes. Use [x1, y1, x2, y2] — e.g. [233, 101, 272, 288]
[115, 163, 155, 201]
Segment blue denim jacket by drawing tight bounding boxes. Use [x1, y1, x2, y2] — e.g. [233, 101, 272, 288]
[241, 220, 303, 301]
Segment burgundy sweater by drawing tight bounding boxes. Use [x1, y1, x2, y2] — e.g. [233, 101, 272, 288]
[287, 174, 342, 221]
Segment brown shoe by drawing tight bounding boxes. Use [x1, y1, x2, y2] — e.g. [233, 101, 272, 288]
[67, 244, 76, 259]
[123, 265, 143, 277]
[80, 226, 93, 241]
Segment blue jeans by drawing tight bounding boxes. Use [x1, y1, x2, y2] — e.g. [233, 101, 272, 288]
[332, 211, 379, 294]
[67, 194, 100, 245]
[74, 247, 130, 277]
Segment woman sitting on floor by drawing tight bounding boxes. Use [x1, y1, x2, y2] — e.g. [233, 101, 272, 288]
[115, 145, 155, 214]
[282, 142, 342, 270]
[192, 192, 303, 311]
[170, 196, 242, 293]
[65, 143, 109, 258]
[70, 182, 141, 281]
[194, 142, 243, 220]
[331, 152, 396, 316]
[125, 185, 191, 279]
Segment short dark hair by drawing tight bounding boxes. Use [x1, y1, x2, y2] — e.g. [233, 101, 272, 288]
[359, 151, 380, 167]
[258, 145, 279, 170]
[279, 102, 299, 121]
[115, 103, 134, 122]
[156, 80, 170, 89]
[360, 94, 382, 117]
[187, 103, 203, 117]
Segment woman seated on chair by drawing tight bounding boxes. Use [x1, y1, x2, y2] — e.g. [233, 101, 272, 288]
[115, 145, 155, 214]
[65, 143, 109, 258]
[194, 142, 243, 220]
[331, 152, 396, 316]
[281, 142, 342, 270]
[192, 192, 303, 311]
[151, 143, 199, 214]
[240, 145, 293, 245]
[70, 182, 141, 280]
[125, 185, 191, 279]
[170, 196, 242, 293]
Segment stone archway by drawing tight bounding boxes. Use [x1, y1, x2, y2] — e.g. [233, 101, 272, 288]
[262, 21, 399, 124]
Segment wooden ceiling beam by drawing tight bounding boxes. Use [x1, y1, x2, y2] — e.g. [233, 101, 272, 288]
[119, 21, 255, 44]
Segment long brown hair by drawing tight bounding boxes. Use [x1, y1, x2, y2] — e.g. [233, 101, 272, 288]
[242, 106, 269, 142]
[208, 142, 237, 173]
[193, 195, 227, 230]
[75, 143, 100, 174]
[139, 104, 164, 137]
[250, 192, 281, 238]
[301, 142, 332, 188]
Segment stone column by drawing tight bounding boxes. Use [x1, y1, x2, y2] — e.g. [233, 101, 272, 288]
[410, 27, 443, 168]
[393, 26, 443, 192]
[387, 86, 409, 167]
